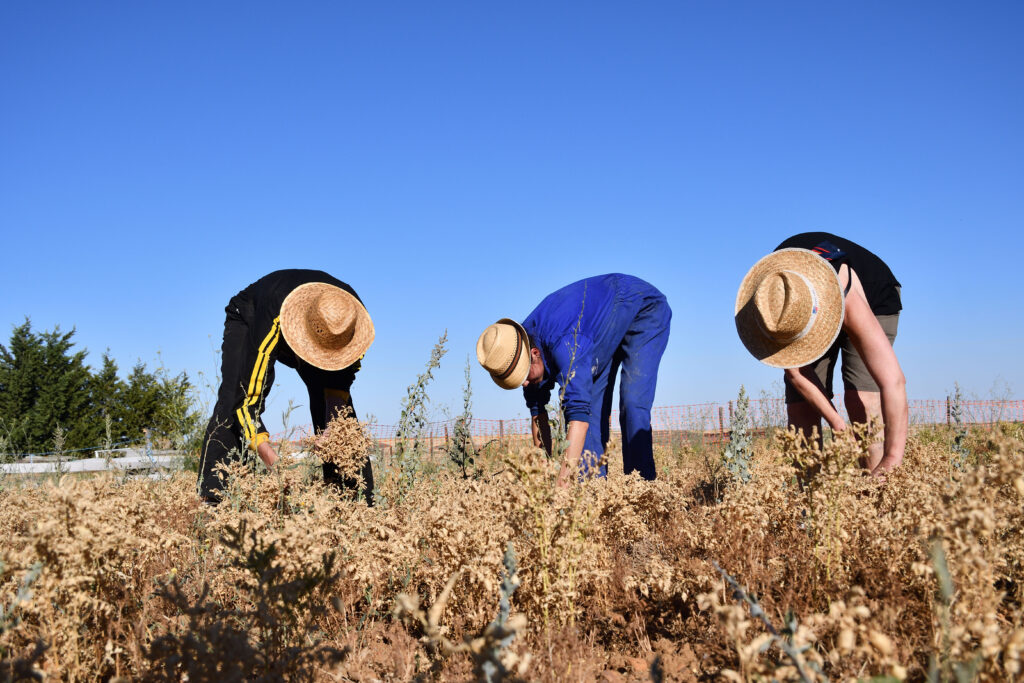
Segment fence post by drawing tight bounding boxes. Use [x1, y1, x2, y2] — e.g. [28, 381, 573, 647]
[946, 396, 951, 427]
[718, 406, 726, 442]
[499, 419, 505, 447]
[444, 424, 449, 448]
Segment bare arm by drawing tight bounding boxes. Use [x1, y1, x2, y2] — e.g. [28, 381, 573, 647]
[556, 420, 589, 488]
[841, 280, 908, 473]
[532, 412, 552, 455]
[784, 366, 848, 432]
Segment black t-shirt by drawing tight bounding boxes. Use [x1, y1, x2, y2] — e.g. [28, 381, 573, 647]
[775, 232, 902, 315]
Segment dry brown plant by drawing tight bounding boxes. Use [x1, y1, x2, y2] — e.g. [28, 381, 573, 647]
[306, 406, 374, 485]
[0, 426, 1022, 680]
[503, 445, 600, 631]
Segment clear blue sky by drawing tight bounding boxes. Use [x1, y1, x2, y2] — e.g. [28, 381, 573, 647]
[2, 2, 1021, 433]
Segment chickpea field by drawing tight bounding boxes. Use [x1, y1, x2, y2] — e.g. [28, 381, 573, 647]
[1, 414, 1023, 682]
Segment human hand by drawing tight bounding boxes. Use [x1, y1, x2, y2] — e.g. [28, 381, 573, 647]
[555, 464, 572, 489]
[870, 454, 902, 482]
[828, 417, 848, 433]
[257, 440, 279, 469]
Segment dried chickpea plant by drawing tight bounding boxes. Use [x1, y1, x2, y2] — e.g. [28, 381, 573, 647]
[0, 409, 1022, 680]
[308, 405, 374, 485]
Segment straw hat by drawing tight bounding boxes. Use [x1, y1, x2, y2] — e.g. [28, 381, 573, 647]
[477, 318, 531, 389]
[280, 282, 374, 371]
[735, 248, 845, 368]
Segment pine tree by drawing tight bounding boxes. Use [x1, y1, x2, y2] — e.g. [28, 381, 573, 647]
[155, 365, 202, 451]
[0, 320, 202, 457]
[81, 352, 126, 448]
[119, 363, 163, 440]
[115, 361, 201, 450]
[0, 320, 92, 454]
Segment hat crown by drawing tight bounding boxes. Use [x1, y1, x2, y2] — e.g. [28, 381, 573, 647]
[476, 319, 531, 390]
[753, 270, 814, 341]
[308, 292, 356, 348]
[735, 247, 844, 369]
[477, 323, 517, 372]
[279, 281, 374, 371]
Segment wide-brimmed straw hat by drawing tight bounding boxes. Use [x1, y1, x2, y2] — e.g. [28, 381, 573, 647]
[477, 318, 530, 389]
[735, 248, 845, 368]
[280, 282, 374, 371]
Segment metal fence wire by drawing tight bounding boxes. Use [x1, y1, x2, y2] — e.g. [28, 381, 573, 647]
[273, 398, 1024, 453]
[3, 397, 1019, 466]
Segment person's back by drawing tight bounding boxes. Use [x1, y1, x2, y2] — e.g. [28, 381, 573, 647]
[776, 232, 901, 315]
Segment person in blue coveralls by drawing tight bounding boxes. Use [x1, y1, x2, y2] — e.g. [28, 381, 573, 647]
[477, 274, 671, 487]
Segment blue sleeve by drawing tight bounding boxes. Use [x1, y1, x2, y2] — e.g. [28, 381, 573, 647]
[550, 334, 595, 423]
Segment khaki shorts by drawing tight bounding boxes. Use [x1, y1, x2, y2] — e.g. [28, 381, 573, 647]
[785, 312, 899, 402]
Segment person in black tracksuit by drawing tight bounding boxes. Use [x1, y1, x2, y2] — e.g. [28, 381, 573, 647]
[198, 270, 374, 503]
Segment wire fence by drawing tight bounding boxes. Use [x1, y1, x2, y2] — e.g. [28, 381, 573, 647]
[5, 397, 1019, 464]
[272, 397, 1024, 453]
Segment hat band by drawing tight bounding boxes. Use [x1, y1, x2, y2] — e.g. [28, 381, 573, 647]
[757, 271, 820, 344]
[496, 326, 526, 380]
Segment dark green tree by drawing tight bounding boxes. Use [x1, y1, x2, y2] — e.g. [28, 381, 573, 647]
[119, 363, 163, 440]
[79, 352, 126, 449]
[0, 320, 202, 458]
[0, 320, 92, 454]
[155, 365, 203, 452]
[118, 362, 202, 449]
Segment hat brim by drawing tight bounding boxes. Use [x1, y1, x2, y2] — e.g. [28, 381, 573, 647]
[487, 318, 531, 390]
[735, 248, 844, 368]
[280, 282, 375, 371]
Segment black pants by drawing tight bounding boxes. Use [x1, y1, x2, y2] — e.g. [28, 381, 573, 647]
[295, 361, 375, 500]
[198, 298, 373, 502]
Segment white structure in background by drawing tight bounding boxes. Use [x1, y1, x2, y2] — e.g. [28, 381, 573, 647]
[1, 449, 184, 476]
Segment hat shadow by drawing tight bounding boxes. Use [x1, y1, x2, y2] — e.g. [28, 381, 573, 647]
[735, 296, 782, 362]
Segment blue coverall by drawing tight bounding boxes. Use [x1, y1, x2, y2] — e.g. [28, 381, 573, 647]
[522, 274, 671, 480]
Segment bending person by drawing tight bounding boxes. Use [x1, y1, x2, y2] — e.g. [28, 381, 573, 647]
[735, 233, 906, 475]
[199, 269, 375, 503]
[477, 274, 671, 486]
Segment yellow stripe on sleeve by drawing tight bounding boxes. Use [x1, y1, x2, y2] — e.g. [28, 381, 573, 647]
[238, 317, 281, 450]
[246, 317, 281, 398]
[237, 407, 255, 445]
